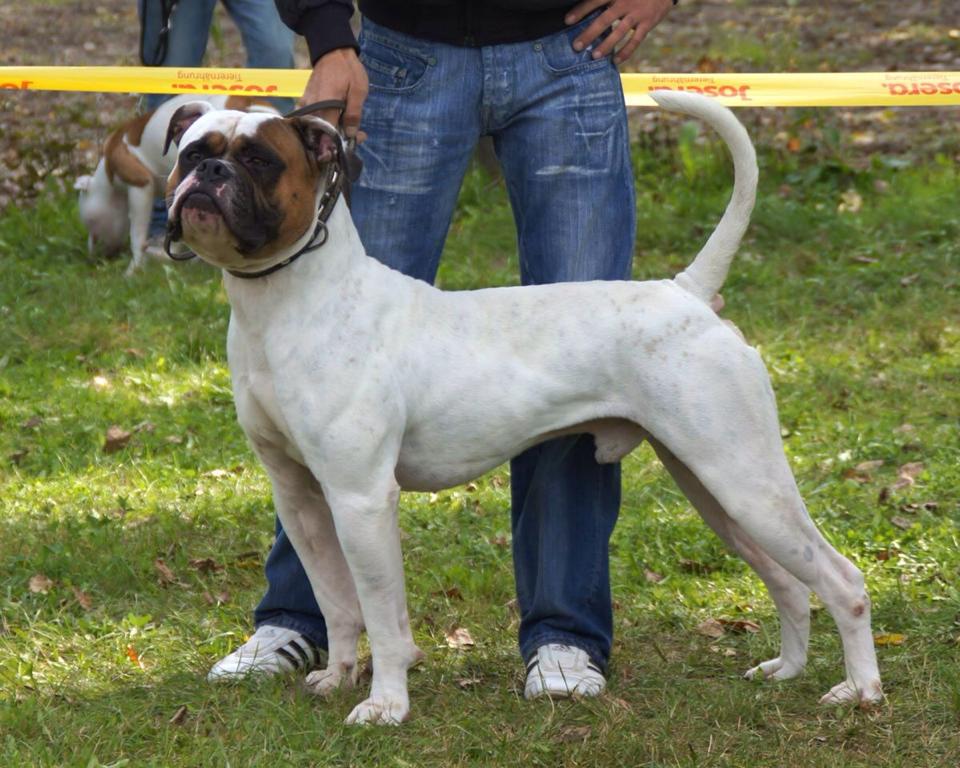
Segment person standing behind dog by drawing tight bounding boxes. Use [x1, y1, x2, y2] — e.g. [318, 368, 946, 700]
[138, 0, 296, 113]
[208, 0, 676, 699]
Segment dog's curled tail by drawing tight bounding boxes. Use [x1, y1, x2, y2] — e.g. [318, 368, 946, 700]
[650, 90, 758, 304]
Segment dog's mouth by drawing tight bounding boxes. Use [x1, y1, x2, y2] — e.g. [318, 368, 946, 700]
[179, 189, 223, 222]
[167, 184, 227, 247]
[167, 176, 282, 261]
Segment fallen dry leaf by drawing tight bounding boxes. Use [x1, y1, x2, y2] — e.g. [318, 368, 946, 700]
[718, 618, 761, 634]
[202, 590, 231, 605]
[898, 462, 925, 480]
[445, 625, 475, 649]
[900, 501, 939, 513]
[103, 425, 133, 454]
[126, 644, 145, 669]
[696, 618, 725, 638]
[644, 568, 664, 583]
[457, 677, 481, 689]
[847, 461, 883, 483]
[169, 704, 189, 726]
[838, 188, 863, 214]
[71, 586, 93, 610]
[890, 516, 914, 530]
[709, 644, 738, 657]
[431, 587, 463, 601]
[882, 462, 926, 497]
[874, 547, 900, 562]
[29, 574, 53, 594]
[154, 558, 178, 586]
[188, 558, 223, 574]
[874, 633, 906, 646]
[842, 467, 874, 484]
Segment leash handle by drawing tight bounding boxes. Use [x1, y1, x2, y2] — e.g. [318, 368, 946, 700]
[284, 100, 348, 119]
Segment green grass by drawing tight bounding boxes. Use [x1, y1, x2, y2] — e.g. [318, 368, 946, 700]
[1, 127, 959, 766]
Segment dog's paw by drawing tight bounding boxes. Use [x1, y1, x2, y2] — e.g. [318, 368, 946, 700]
[344, 696, 409, 726]
[305, 663, 356, 696]
[819, 678, 884, 707]
[743, 656, 805, 682]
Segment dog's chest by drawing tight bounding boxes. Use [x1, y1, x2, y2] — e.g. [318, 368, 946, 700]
[228, 323, 307, 462]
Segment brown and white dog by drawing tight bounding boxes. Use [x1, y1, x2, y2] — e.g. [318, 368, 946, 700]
[75, 94, 277, 276]
[162, 93, 883, 724]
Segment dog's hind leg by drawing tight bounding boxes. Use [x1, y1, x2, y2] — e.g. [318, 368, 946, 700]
[645, 338, 882, 704]
[255, 447, 365, 695]
[650, 439, 810, 681]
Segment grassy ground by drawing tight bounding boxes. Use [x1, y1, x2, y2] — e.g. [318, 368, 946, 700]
[1, 118, 959, 765]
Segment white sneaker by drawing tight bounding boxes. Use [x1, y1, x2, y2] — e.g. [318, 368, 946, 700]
[523, 643, 606, 699]
[207, 625, 324, 681]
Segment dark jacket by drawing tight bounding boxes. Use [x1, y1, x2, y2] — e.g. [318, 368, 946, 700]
[275, 0, 575, 63]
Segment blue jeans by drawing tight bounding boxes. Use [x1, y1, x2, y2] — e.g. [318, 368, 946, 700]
[138, 0, 295, 112]
[255, 15, 635, 671]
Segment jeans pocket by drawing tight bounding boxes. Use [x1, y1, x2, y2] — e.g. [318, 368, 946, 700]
[359, 26, 433, 93]
[534, 14, 613, 75]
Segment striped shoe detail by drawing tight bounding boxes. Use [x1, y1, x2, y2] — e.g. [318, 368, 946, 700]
[275, 636, 320, 671]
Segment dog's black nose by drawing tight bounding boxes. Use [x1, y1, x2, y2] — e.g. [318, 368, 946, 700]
[196, 158, 233, 184]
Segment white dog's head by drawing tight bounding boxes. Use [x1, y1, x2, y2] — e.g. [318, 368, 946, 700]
[163, 102, 344, 272]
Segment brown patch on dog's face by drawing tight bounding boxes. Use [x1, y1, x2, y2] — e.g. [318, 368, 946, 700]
[249, 118, 324, 254]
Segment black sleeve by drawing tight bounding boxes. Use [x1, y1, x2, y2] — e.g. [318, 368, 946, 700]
[274, 0, 358, 64]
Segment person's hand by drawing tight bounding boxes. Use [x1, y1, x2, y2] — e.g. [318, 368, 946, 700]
[566, 0, 674, 65]
[300, 47, 369, 139]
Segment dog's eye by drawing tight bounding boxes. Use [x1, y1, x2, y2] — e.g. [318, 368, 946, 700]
[244, 155, 271, 169]
[184, 147, 205, 164]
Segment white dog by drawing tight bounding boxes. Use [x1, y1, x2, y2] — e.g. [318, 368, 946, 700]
[162, 90, 883, 724]
[75, 94, 277, 275]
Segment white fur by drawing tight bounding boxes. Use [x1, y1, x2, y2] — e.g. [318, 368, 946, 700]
[175, 92, 883, 724]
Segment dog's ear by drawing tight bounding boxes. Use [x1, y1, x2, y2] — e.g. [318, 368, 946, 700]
[74, 175, 92, 192]
[164, 101, 214, 156]
[289, 115, 340, 167]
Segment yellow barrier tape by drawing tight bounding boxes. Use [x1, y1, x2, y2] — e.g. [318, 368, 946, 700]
[2, 67, 960, 107]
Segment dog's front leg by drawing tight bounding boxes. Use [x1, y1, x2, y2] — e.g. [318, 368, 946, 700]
[322, 474, 423, 726]
[255, 445, 365, 693]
